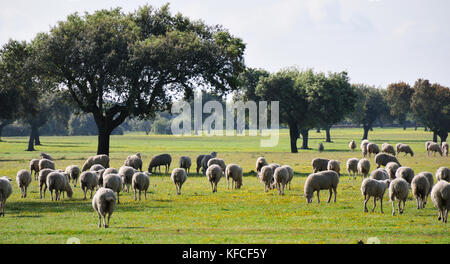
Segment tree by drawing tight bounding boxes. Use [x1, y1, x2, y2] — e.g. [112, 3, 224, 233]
[350, 84, 389, 140]
[37, 4, 245, 155]
[385, 82, 414, 130]
[235, 67, 270, 101]
[411, 79, 450, 143]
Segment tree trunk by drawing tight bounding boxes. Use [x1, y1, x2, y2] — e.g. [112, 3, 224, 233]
[362, 125, 370, 140]
[27, 125, 38, 151]
[403, 121, 407, 130]
[316, 128, 321, 133]
[289, 123, 299, 153]
[0, 125, 4, 142]
[424, 126, 428, 131]
[34, 130, 41, 145]
[300, 129, 310, 149]
[97, 128, 111, 156]
[325, 126, 332, 143]
[432, 130, 438, 142]
[438, 131, 448, 144]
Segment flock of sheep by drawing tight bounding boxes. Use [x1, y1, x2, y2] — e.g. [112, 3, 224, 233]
[0, 138, 448, 228]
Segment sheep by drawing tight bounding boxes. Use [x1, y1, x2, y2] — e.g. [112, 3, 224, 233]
[65, 165, 81, 187]
[431, 180, 450, 223]
[272, 167, 289, 195]
[318, 142, 324, 152]
[304, 170, 339, 203]
[259, 165, 274, 192]
[196, 152, 217, 175]
[225, 164, 243, 190]
[46, 171, 73, 201]
[282, 165, 294, 190]
[132, 172, 150, 200]
[38, 168, 54, 199]
[396, 143, 414, 157]
[327, 160, 341, 176]
[206, 164, 222, 193]
[381, 143, 396, 156]
[367, 143, 380, 157]
[179, 156, 192, 175]
[171, 169, 187, 195]
[311, 158, 330, 173]
[118, 166, 136, 193]
[0, 176, 13, 217]
[40, 152, 53, 161]
[361, 178, 390, 213]
[148, 154, 172, 174]
[346, 158, 359, 179]
[90, 164, 105, 172]
[436, 167, 449, 182]
[389, 178, 409, 215]
[425, 141, 433, 151]
[416, 172, 434, 193]
[124, 153, 143, 171]
[201, 153, 217, 175]
[349, 140, 356, 152]
[427, 142, 442, 157]
[385, 162, 400, 180]
[442, 142, 449, 157]
[82, 154, 110, 172]
[255, 157, 268, 173]
[79, 171, 98, 200]
[30, 159, 40, 180]
[207, 158, 226, 172]
[374, 153, 401, 168]
[395, 167, 415, 185]
[92, 187, 116, 228]
[16, 169, 32, 198]
[369, 168, 389, 180]
[361, 139, 370, 157]
[103, 174, 122, 204]
[357, 158, 370, 178]
[39, 158, 55, 171]
[411, 174, 431, 209]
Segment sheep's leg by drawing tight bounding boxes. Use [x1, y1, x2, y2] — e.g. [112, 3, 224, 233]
[134, 188, 137, 201]
[138, 190, 142, 201]
[391, 201, 395, 216]
[43, 185, 46, 199]
[40, 185, 43, 199]
[227, 179, 230, 190]
[363, 195, 369, 212]
[438, 209, 442, 221]
[97, 212, 102, 228]
[380, 198, 383, 214]
[103, 214, 108, 228]
[83, 187, 87, 200]
[398, 201, 403, 214]
[372, 198, 377, 212]
[106, 213, 111, 228]
[281, 184, 285, 196]
[444, 209, 448, 223]
[90, 189, 93, 199]
[117, 192, 120, 204]
[334, 188, 337, 203]
[327, 189, 332, 203]
[50, 190, 54, 201]
[317, 191, 320, 203]
[144, 190, 147, 199]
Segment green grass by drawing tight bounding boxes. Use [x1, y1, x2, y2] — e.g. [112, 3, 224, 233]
[0, 128, 448, 244]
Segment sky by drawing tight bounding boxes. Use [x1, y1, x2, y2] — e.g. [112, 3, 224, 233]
[1, 0, 449, 87]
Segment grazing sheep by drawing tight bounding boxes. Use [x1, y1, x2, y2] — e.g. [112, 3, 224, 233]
[318, 142, 324, 152]
[370, 169, 389, 180]
[225, 164, 243, 190]
[272, 167, 289, 195]
[124, 153, 143, 172]
[206, 164, 222, 193]
[304, 170, 339, 203]
[349, 140, 356, 152]
[103, 174, 122, 204]
[311, 158, 330, 173]
[416, 172, 434, 194]
[436, 167, 449, 182]
[148, 154, 172, 174]
[16, 170, 32, 198]
[357, 158, 370, 178]
[367, 143, 380, 157]
[103, 167, 118, 176]
[207, 158, 226, 172]
[39, 159, 55, 171]
[361, 178, 390, 213]
[90, 164, 105, 172]
[395, 167, 415, 185]
[79, 171, 98, 200]
[132, 172, 150, 200]
[170, 169, 187, 195]
[374, 153, 401, 168]
[92, 187, 116, 228]
[201, 154, 217, 175]
[179, 156, 192, 175]
[396, 143, 414, 157]
[346, 158, 359, 179]
[327, 160, 341, 176]
[361, 140, 370, 157]
[40, 152, 53, 161]
[0, 176, 13, 217]
[385, 162, 400, 180]
[425, 141, 433, 150]
[442, 142, 449, 157]
[30, 159, 40, 180]
[259, 165, 274, 192]
[65, 165, 81, 187]
[427, 142, 443, 157]
[381, 143, 396, 156]
[46, 171, 73, 201]
[411, 174, 431, 209]
[196, 152, 217, 175]
[118, 166, 136, 193]
[389, 178, 409, 215]
[430, 180, 450, 223]
[38, 168, 54, 199]
[282, 165, 294, 190]
[255, 157, 268, 173]
[82, 155, 110, 172]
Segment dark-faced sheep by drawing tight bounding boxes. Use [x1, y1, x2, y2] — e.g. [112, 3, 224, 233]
[179, 156, 192, 175]
[196, 152, 217, 175]
[148, 154, 172, 174]
[40, 152, 53, 161]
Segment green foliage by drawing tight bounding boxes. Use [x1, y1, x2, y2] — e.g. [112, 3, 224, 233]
[385, 82, 414, 127]
[151, 115, 173, 135]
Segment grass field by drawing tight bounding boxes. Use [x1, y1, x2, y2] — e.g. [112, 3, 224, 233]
[0, 128, 448, 244]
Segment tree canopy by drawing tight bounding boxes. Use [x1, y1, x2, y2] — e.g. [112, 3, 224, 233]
[385, 82, 414, 130]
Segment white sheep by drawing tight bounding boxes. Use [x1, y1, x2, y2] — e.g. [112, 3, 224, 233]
[430, 180, 450, 223]
[259, 165, 274, 192]
[367, 143, 380, 157]
[282, 165, 294, 190]
[39, 158, 55, 171]
[79, 171, 98, 200]
[92, 187, 116, 228]
[385, 162, 400, 180]
[225, 164, 243, 190]
[411, 174, 431, 209]
[124, 153, 143, 171]
[206, 164, 222, 193]
[38, 168, 54, 199]
[360, 178, 390, 213]
[427, 142, 443, 157]
[369, 168, 389, 180]
[118, 166, 136, 193]
[357, 158, 370, 178]
[103, 174, 123, 204]
[442, 142, 449, 157]
[396, 143, 414, 157]
[327, 160, 341, 176]
[207, 158, 226, 172]
[381, 143, 396, 156]
[389, 178, 409, 215]
[170, 169, 186, 195]
[46, 171, 73, 201]
[255, 157, 268, 173]
[436, 167, 449, 182]
[0, 176, 13, 217]
[82, 154, 110, 171]
[40, 152, 53, 161]
[349, 140, 356, 152]
[395, 167, 415, 185]
[16, 169, 32, 198]
[361, 139, 370, 157]
[30, 159, 40, 180]
[65, 165, 81, 187]
[132, 172, 150, 200]
[304, 170, 339, 203]
[90, 164, 105, 172]
[346, 158, 359, 179]
[272, 167, 289, 195]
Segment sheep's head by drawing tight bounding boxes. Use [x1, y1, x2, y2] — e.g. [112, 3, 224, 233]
[304, 192, 313, 203]
[211, 152, 217, 157]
